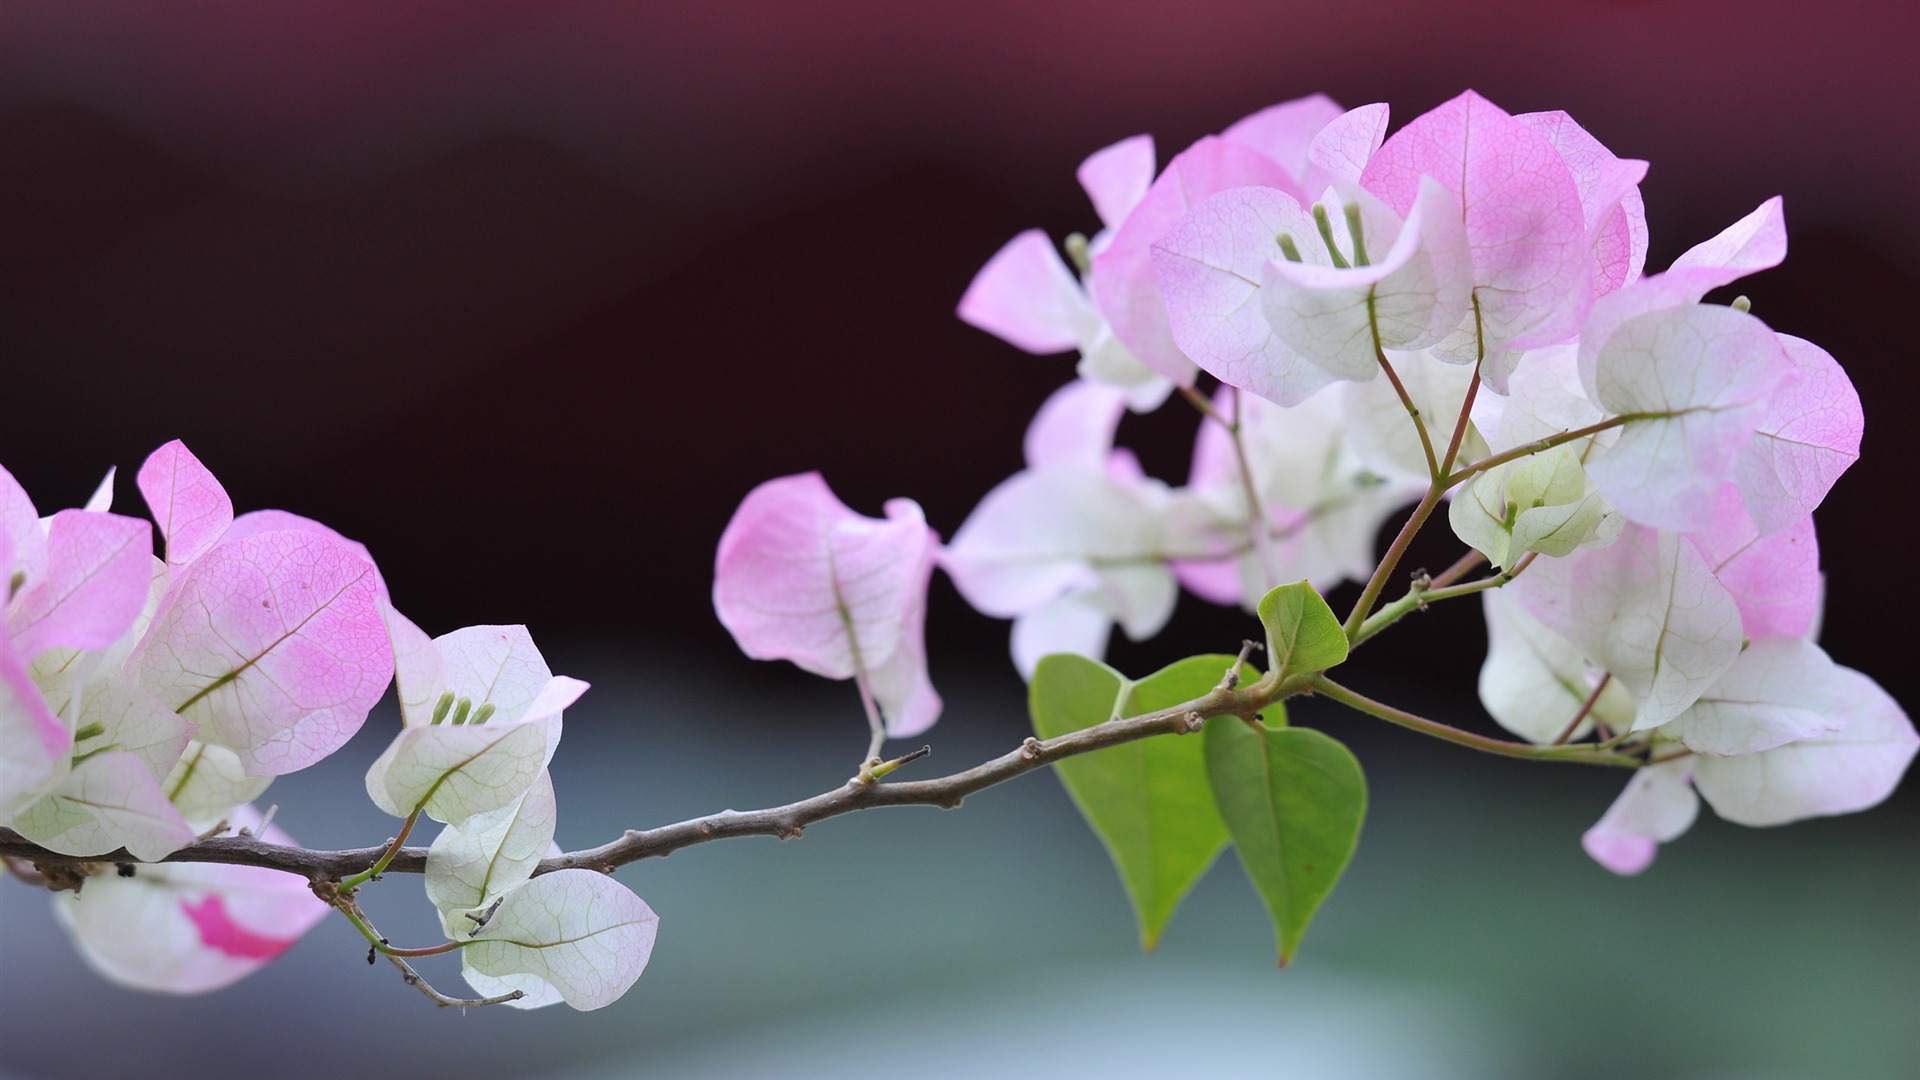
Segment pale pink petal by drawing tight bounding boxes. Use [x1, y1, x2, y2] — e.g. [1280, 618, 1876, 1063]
[1478, 589, 1632, 745]
[6, 510, 152, 660]
[382, 603, 447, 727]
[1023, 379, 1129, 471]
[69, 673, 193, 783]
[1516, 109, 1648, 301]
[1734, 335, 1862, 535]
[131, 530, 393, 776]
[426, 770, 558, 936]
[9, 749, 197, 861]
[1686, 485, 1820, 640]
[1359, 90, 1590, 353]
[957, 230, 1090, 354]
[432, 625, 557, 724]
[1693, 667, 1918, 826]
[1307, 103, 1389, 184]
[1151, 184, 1339, 405]
[866, 511, 940, 738]
[1260, 178, 1474, 380]
[1090, 136, 1297, 382]
[1, 629, 68, 817]
[713, 474, 941, 734]
[1077, 134, 1156, 231]
[366, 713, 561, 824]
[1584, 304, 1794, 532]
[1663, 637, 1846, 757]
[83, 467, 116, 514]
[1221, 93, 1345, 185]
[0, 465, 46, 588]
[941, 469, 1159, 617]
[1518, 526, 1744, 729]
[1669, 195, 1786, 287]
[1582, 760, 1698, 875]
[51, 804, 329, 994]
[137, 440, 234, 568]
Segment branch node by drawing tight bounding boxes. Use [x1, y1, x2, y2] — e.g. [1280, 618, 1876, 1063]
[1181, 711, 1205, 734]
[778, 823, 805, 841]
[1019, 737, 1044, 761]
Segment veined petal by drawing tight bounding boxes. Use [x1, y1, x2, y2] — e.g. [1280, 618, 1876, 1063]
[713, 474, 939, 688]
[136, 440, 233, 569]
[957, 230, 1093, 354]
[941, 468, 1162, 618]
[1734, 335, 1861, 535]
[11, 749, 197, 861]
[1663, 637, 1846, 756]
[1261, 177, 1473, 379]
[1686, 484, 1820, 640]
[1152, 185, 1339, 406]
[1307, 103, 1389, 184]
[464, 869, 659, 1011]
[364, 712, 563, 825]
[1011, 594, 1115, 678]
[50, 804, 327, 994]
[1478, 589, 1633, 745]
[1360, 90, 1590, 353]
[7, 510, 152, 660]
[425, 770, 558, 936]
[1091, 135, 1297, 382]
[1693, 667, 1917, 827]
[1518, 525, 1743, 730]
[162, 741, 272, 827]
[131, 530, 392, 776]
[1, 628, 68, 818]
[1584, 304, 1793, 532]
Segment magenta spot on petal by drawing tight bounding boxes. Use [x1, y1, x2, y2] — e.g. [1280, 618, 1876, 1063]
[181, 895, 296, 960]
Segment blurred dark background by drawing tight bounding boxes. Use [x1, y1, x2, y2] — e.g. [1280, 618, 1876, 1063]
[1, 3, 1915, 1078]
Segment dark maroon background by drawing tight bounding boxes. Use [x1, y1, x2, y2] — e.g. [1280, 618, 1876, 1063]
[1, 0, 1914, 712]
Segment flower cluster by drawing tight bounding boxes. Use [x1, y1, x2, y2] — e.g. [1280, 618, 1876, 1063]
[718, 90, 1914, 876]
[2, 442, 652, 1008]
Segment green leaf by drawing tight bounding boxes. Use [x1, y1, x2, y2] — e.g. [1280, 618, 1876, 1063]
[1205, 718, 1367, 965]
[1257, 581, 1348, 682]
[1030, 653, 1256, 950]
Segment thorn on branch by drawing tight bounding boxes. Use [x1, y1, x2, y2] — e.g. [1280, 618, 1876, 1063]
[195, 819, 230, 843]
[464, 896, 506, 938]
[1219, 639, 1264, 690]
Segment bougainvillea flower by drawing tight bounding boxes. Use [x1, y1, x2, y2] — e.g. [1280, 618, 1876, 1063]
[1581, 760, 1697, 875]
[1661, 637, 1847, 757]
[943, 381, 1175, 674]
[1580, 301, 1794, 532]
[1518, 525, 1742, 730]
[9, 747, 196, 861]
[958, 138, 1171, 411]
[0, 627, 68, 819]
[7, 509, 152, 661]
[1585, 661, 1916, 873]
[1305, 102, 1390, 185]
[1358, 91, 1589, 362]
[131, 528, 392, 776]
[1168, 385, 1419, 608]
[51, 803, 329, 994]
[1690, 666, 1917, 826]
[366, 615, 585, 824]
[137, 439, 233, 569]
[425, 769, 558, 937]
[1733, 334, 1862, 536]
[1478, 589, 1633, 746]
[1091, 138, 1301, 383]
[1514, 110, 1649, 303]
[1219, 93, 1346, 190]
[1685, 484, 1820, 641]
[1450, 446, 1620, 570]
[461, 867, 658, 1011]
[715, 472, 941, 737]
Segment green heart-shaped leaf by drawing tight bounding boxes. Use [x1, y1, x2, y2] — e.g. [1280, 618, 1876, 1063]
[1030, 653, 1256, 950]
[1205, 717, 1366, 965]
[1257, 581, 1348, 683]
